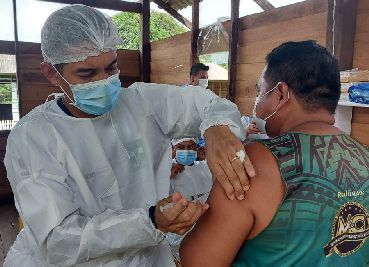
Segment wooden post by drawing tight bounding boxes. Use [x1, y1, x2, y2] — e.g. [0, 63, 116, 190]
[253, 0, 274, 11]
[140, 0, 150, 82]
[326, 0, 358, 70]
[153, 0, 192, 30]
[227, 0, 240, 102]
[191, 0, 200, 66]
[12, 0, 22, 117]
[38, 0, 142, 12]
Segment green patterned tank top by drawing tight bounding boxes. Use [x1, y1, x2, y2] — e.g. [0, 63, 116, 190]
[233, 133, 369, 267]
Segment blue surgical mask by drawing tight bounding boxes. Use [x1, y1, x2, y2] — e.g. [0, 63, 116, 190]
[176, 150, 197, 166]
[57, 70, 122, 115]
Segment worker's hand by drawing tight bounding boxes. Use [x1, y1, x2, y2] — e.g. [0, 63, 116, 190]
[204, 125, 255, 200]
[155, 192, 209, 235]
[170, 163, 185, 179]
[246, 122, 261, 136]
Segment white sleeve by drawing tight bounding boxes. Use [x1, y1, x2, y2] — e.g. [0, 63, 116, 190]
[130, 82, 246, 140]
[4, 134, 164, 267]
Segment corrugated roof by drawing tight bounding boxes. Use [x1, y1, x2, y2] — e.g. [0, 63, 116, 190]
[157, 0, 203, 11]
[0, 55, 16, 74]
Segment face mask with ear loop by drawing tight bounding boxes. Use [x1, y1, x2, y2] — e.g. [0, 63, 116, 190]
[252, 84, 290, 135]
[53, 67, 122, 116]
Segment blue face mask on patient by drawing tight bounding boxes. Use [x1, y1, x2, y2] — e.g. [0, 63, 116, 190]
[57, 69, 122, 116]
[176, 150, 197, 166]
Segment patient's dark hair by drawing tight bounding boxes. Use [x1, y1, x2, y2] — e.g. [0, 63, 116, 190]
[265, 40, 340, 113]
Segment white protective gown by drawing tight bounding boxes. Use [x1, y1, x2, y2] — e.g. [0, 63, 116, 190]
[167, 160, 213, 260]
[4, 83, 244, 267]
[169, 161, 212, 199]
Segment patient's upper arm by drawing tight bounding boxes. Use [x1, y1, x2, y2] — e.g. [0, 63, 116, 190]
[180, 142, 285, 267]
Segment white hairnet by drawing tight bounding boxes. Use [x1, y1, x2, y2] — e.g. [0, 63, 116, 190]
[41, 4, 123, 65]
[171, 138, 197, 146]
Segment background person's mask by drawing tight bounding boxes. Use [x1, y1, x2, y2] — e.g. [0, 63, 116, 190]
[176, 150, 197, 166]
[57, 70, 122, 115]
[198, 79, 209, 89]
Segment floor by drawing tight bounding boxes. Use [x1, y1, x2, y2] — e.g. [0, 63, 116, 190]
[0, 199, 18, 266]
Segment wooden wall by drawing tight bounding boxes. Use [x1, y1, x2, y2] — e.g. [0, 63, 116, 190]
[150, 32, 191, 85]
[235, 0, 328, 115]
[17, 42, 141, 116]
[0, 131, 11, 199]
[351, 0, 369, 146]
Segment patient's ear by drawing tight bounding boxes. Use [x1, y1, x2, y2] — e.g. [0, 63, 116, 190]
[276, 82, 290, 108]
[40, 62, 63, 87]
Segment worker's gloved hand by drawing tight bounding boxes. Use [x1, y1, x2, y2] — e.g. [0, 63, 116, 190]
[204, 125, 256, 201]
[170, 163, 185, 179]
[154, 192, 209, 235]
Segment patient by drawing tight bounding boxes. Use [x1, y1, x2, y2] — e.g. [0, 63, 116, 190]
[180, 40, 369, 266]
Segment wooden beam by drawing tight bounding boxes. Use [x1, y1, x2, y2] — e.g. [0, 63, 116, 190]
[253, 0, 275, 11]
[37, 0, 142, 13]
[326, 0, 358, 70]
[191, 0, 200, 66]
[140, 0, 150, 82]
[153, 0, 192, 30]
[227, 0, 239, 102]
[12, 0, 23, 118]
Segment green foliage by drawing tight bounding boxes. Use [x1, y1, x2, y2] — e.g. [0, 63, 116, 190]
[112, 10, 188, 50]
[0, 84, 11, 104]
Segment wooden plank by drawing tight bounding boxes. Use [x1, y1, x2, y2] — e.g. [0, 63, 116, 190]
[191, 0, 200, 66]
[351, 122, 369, 146]
[20, 85, 58, 101]
[18, 42, 41, 54]
[253, 0, 275, 11]
[352, 107, 369, 124]
[140, 0, 150, 82]
[235, 81, 258, 97]
[19, 71, 52, 85]
[151, 43, 191, 60]
[150, 56, 190, 74]
[239, 0, 327, 31]
[116, 50, 140, 62]
[150, 71, 188, 85]
[153, 0, 192, 29]
[357, 0, 369, 13]
[117, 60, 140, 78]
[0, 41, 15, 55]
[236, 62, 265, 82]
[151, 32, 191, 51]
[38, 0, 142, 12]
[227, 0, 239, 102]
[235, 96, 257, 115]
[326, 0, 358, 70]
[17, 54, 43, 70]
[238, 34, 326, 64]
[238, 12, 327, 46]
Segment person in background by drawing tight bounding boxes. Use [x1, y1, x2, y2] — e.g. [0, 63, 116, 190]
[170, 138, 212, 200]
[180, 40, 369, 266]
[241, 115, 269, 143]
[188, 63, 209, 88]
[196, 137, 207, 161]
[168, 138, 213, 262]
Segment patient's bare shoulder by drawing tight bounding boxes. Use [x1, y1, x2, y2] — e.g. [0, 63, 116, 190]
[242, 141, 285, 239]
